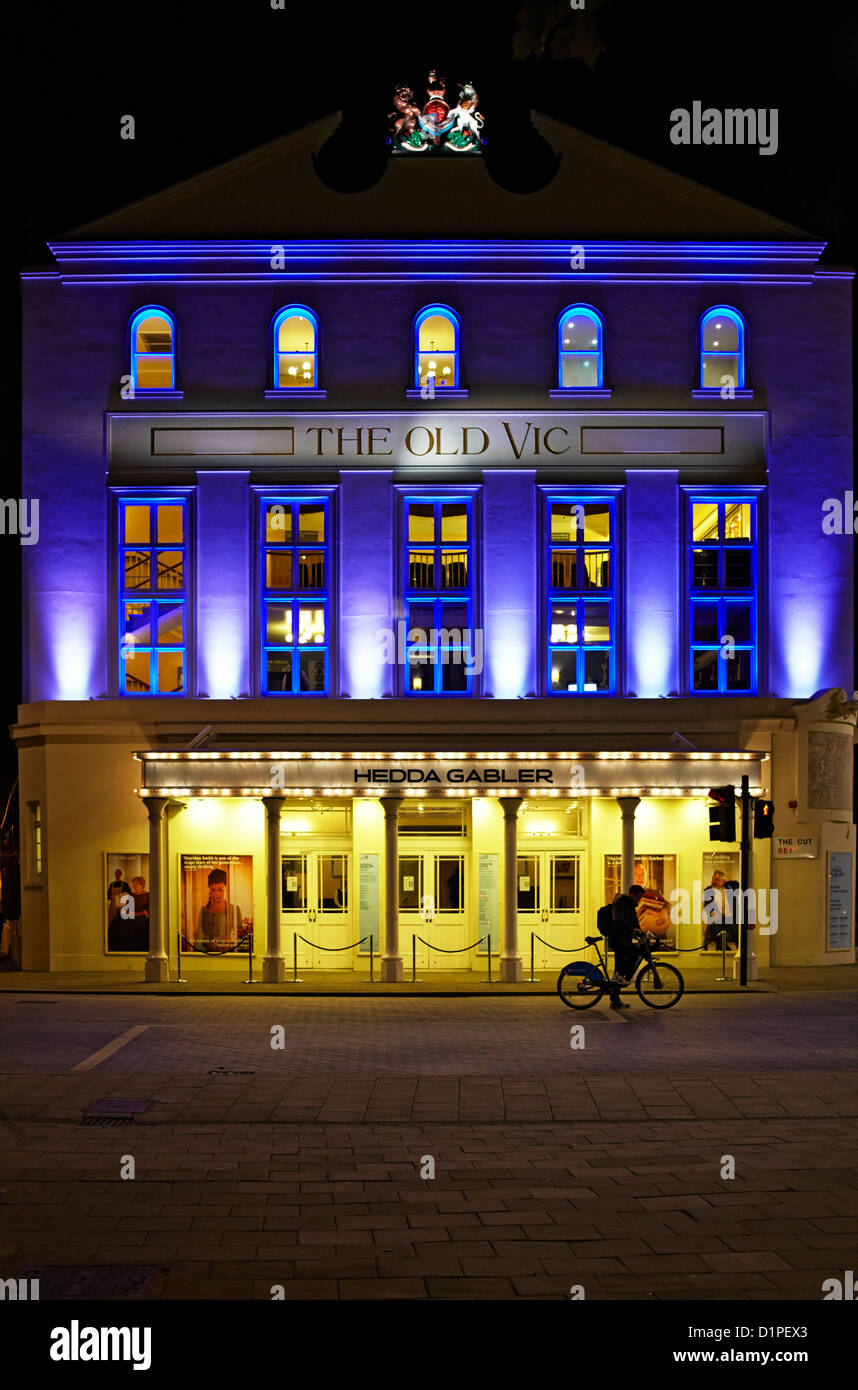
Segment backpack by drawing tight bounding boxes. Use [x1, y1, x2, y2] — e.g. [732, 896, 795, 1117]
[596, 903, 614, 941]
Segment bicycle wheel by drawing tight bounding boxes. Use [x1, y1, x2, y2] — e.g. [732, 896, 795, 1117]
[557, 963, 606, 1010]
[635, 961, 684, 1009]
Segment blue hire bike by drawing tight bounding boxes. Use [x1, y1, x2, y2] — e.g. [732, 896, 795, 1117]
[557, 929, 684, 1010]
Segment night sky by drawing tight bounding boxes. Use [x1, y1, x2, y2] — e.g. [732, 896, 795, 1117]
[2, 0, 855, 814]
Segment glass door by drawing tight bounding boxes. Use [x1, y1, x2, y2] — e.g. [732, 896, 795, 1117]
[398, 848, 468, 971]
[282, 851, 352, 969]
[518, 850, 585, 969]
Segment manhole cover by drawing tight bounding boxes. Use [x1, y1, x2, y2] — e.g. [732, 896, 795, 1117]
[80, 1115, 134, 1127]
[17, 1266, 157, 1298]
[208, 1068, 254, 1076]
[89, 1099, 151, 1114]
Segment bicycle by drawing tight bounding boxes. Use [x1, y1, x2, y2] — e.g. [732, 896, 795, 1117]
[556, 929, 684, 1010]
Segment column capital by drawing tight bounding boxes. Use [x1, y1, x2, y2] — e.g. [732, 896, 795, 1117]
[262, 796, 284, 821]
[144, 795, 170, 823]
[616, 795, 641, 818]
[501, 796, 524, 821]
[379, 796, 402, 819]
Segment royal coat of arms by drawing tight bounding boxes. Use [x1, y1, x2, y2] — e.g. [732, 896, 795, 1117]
[388, 71, 484, 155]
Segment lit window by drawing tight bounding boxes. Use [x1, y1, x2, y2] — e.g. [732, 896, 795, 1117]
[27, 801, 42, 878]
[130, 308, 176, 391]
[261, 498, 330, 694]
[699, 306, 746, 390]
[688, 496, 757, 693]
[118, 497, 188, 695]
[557, 306, 603, 389]
[414, 306, 460, 390]
[546, 497, 615, 694]
[403, 496, 474, 694]
[273, 307, 319, 388]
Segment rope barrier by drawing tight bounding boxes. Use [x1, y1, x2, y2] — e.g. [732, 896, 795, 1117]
[414, 935, 486, 953]
[296, 935, 370, 951]
[412, 933, 489, 983]
[291, 932, 375, 983]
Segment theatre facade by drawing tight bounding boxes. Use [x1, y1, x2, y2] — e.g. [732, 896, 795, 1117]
[15, 104, 856, 981]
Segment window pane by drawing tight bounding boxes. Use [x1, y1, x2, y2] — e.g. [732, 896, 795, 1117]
[266, 504, 292, 543]
[156, 550, 183, 589]
[551, 856, 579, 912]
[561, 355, 599, 388]
[440, 503, 468, 544]
[517, 856, 538, 910]
[278, 315, 315, 353]
[408, 504, 435, 544]
[582, 505, 610, 543]
[724, 550, 752, 589]
[693, 649, 718, 691]
[692, 549, 718, 588]
[297, 504, 325, 544]
[583, 603, 610, 644]
[407, 603, 434, 638]
[723, 502, 752, 542]
[281, 855, 307, 910]
[724, 602, 752, 645]
[299, 650, 326, 692]
[298, 605, 325, 645]
[136, 356, 172, 389]
[702, 354, 739, 389]
[439, 601, 468, 635]
[560, 314, 600, 351]
[583, 550, 610, 588]
[156, 602, 183, 646]
[435, 857, 463, 911]
[319, 856, 347, 912]
[156, 651, 184, 693]
[279, 354, 315, 386]
[124, 551, 151, 590]
[409, 660, 432, 692]
[266, 650, 292, 693]
[157, 505, 183, 544]
[583, 649, 610, 691]
[440, 550, 468, 589]
[551, 550, 577, 588]
[123, 603, 150, 648]
[136, 315, 172, 353]
[550, 503, 579, 543]
[692, 602, 720, 644]
[266, 604, 293, 645]
[419, 353, 456, 387]
[551, 651, 577, 691]
[266, 552, 293, 590]
[726, 650, 752, 691]
[124, 505, 150, 544]
[441, 661, 468, 693]
[550, 602, 577, 645]
[124, 651, 151, 693]
[692, 503, 719, 542]
[297, 551, 325, 588]
[408, 550, 435, 589]
[399, 856, 422, 910]
[418, 314, 455, 352]
[702, 314, 739, 351]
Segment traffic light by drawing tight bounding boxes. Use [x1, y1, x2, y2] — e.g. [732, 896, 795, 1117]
[708, 785, 736, 841]
[754, 799, 775, 838]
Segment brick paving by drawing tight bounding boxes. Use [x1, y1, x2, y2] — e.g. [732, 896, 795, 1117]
[1, 990, 857, 1299]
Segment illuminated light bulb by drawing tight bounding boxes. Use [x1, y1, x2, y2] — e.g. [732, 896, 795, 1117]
[713, 340, 719, 347]
[591, 338, 597, 345]
[442, 366, 451, 375]
[302, 361, 311, 369]
[287, 365, 298, 376]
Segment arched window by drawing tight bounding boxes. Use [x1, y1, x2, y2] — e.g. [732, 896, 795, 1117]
[273, 307, 319, 388]
[130, 308, 176, 391]
[414, 305, 460, 391]
[699, 307, 746, 390]
[558, 306, 603, 389]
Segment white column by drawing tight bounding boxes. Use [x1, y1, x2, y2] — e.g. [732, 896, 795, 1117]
[617, 796, 641, 892]
[380, 796, 403, 981]
[144, 796, 170, 983]
[500, 796, 523, 982]
[262, 797, 285, 982]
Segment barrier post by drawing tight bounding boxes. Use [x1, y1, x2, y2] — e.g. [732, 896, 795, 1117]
[245, 930, 253, 985]
[369, 934, 374, 983]
[290, 931, 304, 984]
[176, 927, 188, 984]
[716, 928, 730, 982]
[412, 934, 416, 984]
[487, 935, 492, 983]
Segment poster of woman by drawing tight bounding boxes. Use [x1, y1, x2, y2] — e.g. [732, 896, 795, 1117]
[104, 852, 150, 953]
[604, 854, 678, 951]
[180, 854, 253, 953]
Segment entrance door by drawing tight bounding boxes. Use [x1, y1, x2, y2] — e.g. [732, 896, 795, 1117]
[517, 850, 586, 970]
[398, 848, 468, 972]
[281, 850, 352, 969]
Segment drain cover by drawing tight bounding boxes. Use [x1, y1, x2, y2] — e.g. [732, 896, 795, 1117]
[17, 1266, 157, 1298]
[89, 1099, 151, 1114]
[80, 1115, 134, 1127]
[208, 1068, 254, 1076]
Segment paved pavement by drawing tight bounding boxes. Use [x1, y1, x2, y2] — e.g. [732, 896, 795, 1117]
[1, 990, 856, 1300]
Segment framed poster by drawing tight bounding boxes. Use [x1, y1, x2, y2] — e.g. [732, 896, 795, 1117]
[604, 854, 678, 950]
[105, 853, 151, 953]
[827, 851, 853, 952]
[477, 853, 498, 953]
[180, 854, 253, 953]
[358, 853, 379, 954]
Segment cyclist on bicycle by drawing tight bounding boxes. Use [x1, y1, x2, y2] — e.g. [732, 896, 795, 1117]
[608, 884, 646, 1009]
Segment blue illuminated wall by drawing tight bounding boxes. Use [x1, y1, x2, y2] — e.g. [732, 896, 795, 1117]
[20, 251, 853, 705]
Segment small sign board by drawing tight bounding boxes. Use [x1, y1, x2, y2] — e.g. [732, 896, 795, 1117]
[827, 851, 853, 952]
[773, 836, 818, 859]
